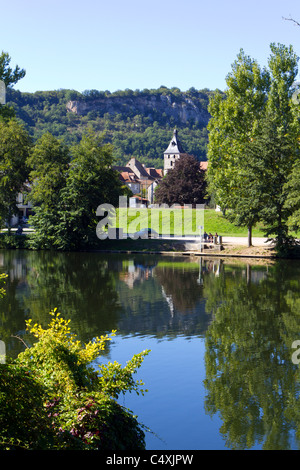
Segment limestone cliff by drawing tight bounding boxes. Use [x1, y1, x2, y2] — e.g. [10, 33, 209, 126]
[66, 92, 211, 126]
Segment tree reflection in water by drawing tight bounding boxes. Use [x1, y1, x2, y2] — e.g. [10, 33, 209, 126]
[0, 250, 122, 356]
[1, 250, 300, 449]
[203, 259, 300, 450]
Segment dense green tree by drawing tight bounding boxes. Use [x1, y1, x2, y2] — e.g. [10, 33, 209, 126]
[207, 49, 270, 246]
[0, 52, 28, 227]
[247, 44, 299, 252]
[0, 51, 25, 87]
[245, 110, 299, 252]
[26, 133, 71, 249]
[207, 43, 299, 250]
[0, 51, 25, 121]
[155, 154, 206, 206]
[57, 130, 130, 250]
[0, 119, 31, 229]
[27, 132, 70, 208]
[28, 130, 130, 250]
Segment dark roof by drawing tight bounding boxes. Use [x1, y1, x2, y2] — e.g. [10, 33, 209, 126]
[113, 165, 135, 173]
[119, 171, 140, 183]
[164, 129, 185, 155]
[114, 159, 162, 183]
[127, 158, 150, 178]
[146, 168, 163, 178]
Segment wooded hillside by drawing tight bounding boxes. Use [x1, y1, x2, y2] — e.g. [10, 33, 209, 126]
[7, 86, 222, 168]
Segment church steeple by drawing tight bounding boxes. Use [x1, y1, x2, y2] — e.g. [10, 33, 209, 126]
[164, 129, 185, 155]
[164, 129, 185, 173]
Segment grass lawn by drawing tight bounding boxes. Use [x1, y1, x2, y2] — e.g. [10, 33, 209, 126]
[202, 210, 266, 237]
[112, 208, 267, 237]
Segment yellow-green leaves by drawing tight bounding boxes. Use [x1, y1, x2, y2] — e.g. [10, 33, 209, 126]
[20, 310, 149, 400]
[0, 273, 7, 298]
[2, 309, 149, 449]
[98, 350, 151, 399]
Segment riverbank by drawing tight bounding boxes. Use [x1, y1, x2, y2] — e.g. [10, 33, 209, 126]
[95, 235, 300, 259]
[206, 243, 275, 259]
[1, 208, 296, 259]
[2, 231, 299, 259]
[94, 236, 278, 259]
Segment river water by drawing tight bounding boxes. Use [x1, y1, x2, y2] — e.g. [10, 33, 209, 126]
[1, 249, 300, 450]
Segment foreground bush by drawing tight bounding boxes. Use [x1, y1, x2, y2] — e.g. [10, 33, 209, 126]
[0, 233, 29, 249]
[0, 309, 150, 450]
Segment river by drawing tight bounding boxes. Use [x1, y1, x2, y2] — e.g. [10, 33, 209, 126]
[0, 249, 300, 450]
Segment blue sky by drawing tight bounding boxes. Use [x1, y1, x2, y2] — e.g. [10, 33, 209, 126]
[1, 0, 300, 93]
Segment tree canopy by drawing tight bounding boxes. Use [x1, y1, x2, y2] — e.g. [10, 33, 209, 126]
[27, 130, 130, 250]
[6, 86, 215, 167]
[0, 119, 31, 229]
[207, 43, 300, 252]
[155, 154, 206, 206]
[0, 51, 25, 87]
[0, 51, 25, 121]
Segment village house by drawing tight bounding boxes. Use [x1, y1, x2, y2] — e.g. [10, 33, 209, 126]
[114, 157, 163, 205]
[113, 129, 208, 206]
[9, 184, 33, 227]
[115, 166, 141, 194]
[6, 130, 207, 228]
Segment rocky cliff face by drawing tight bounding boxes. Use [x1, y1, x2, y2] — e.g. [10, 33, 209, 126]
[66, 93, 211, 126]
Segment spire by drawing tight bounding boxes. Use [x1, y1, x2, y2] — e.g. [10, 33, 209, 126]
[164, 129, 185, 155]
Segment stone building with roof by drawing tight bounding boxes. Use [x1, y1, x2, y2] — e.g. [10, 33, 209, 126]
[164, 128, 190, 173]
[114, 129, 208, 205]
[164, 128, 208, 174]
[113, 157, 163, 205]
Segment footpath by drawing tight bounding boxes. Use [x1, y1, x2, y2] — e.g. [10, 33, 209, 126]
[202, 237, 275, 259]
[222, 237, 272, 246]
[181, 236, 275, 259]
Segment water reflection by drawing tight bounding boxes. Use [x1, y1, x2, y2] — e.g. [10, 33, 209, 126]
[203, 258, 300, 449]
[1, 250, 300, 449]
[116, 256, 210, 338]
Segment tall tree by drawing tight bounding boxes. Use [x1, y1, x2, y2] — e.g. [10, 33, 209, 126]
[155, 154, 206, 206]
[250, 44, 300, 252]
[26, 133, 71, 249]
[245, 110, 298, 252]
[28, 130, 129, 250]
[27, 132, 70, 208]
[59, 129, 128, 250]
[0, 51, 25, 121]
[207, 49, 270, 246]
[207, 43, 299, 250]
[0, 51, 25, 87]
[0, 120, 31, 229]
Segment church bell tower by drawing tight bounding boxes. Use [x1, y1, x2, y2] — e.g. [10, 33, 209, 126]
[163, 129, 185, 174]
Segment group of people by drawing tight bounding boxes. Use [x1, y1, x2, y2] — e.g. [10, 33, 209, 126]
[203, 231, 218, 243]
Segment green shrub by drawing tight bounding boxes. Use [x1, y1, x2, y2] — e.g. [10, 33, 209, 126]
[0, 363, 59, 449]
[0, 309, 150, 450]
[0, 233, 30, 249]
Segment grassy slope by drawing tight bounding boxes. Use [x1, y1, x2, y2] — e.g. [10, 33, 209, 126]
[114, 208, 267, 237]
[202, 210, 266, 237]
